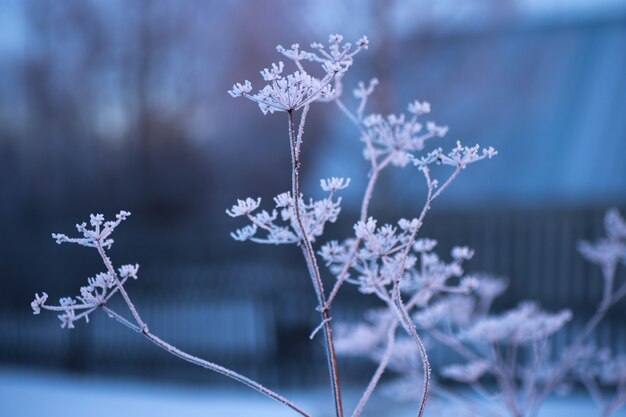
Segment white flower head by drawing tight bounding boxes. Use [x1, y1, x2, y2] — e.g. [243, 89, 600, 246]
[605, 208, 626, 240]
[119, 264, 140, 280]
[442, 361, 490, 383]
[230, 225, 258, 242]
[31, 292, 48, 315]
[414, 238, 437, 253]
[51, 211, 130, 249]
[273, 192, 293, 208]
[460, 276, 479, 292]
[59, 297, 76, 307]
[425, 121, 448, 137]
[408, 100, 431, 116]
[452, 246, 475, 260]
[398, 218, 421, 232]
[475, 276, 508, 300]
[226, 198, 261, 218]
[90, 214, 105, 228]
[320, 177, 351, 192]
[58, 310, 76, 329]
[227, 81, 252, 98]
[354, 217, 377, 239]
[353, 78, 379, 100]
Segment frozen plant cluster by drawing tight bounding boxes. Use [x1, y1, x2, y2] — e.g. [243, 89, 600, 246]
[31, 31, 625, 417]
[53, 33, 626, 417]
[226, 178, 349, 245]
[225, 34, 495, 417]
[336, 209, 626, 417]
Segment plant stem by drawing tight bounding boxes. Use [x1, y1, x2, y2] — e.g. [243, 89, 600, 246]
[327, 152, 395, 308]
[96, 243, 147, 331]
[351, 320, 399, 417]
[288, 109, 344, 417]
[95, 243, 310, 417]
[388, 165, 463, 417]
[100, 306, 311, 417]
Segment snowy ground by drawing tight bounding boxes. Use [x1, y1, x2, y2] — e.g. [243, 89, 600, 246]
[0, 366, 615, 417]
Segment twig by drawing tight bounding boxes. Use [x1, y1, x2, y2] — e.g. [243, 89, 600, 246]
[351, 320, 399, 417]
[288, 109, 344, 417]
[100, 296, 311, 416]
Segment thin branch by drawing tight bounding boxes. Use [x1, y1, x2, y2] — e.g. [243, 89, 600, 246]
[391, 284, 431, 417]
[93, 245, 312, 416]
[296, 103, 310, 156]
[351, 320, 399, 417]
[384, 164, 465, 417]
[100, 299, 311, 416]
[327, 153, 394, 308]
[428, 328, 481, 363]
[143, 324, 310, 416]
[41, 303, 95, 312]
[102, 306, 141, 333]
[310, 318, 332, 340]
[581, 375, 606, 410]
[603, 391, 626, 417]
[288, 110, 344, 417]
[490, 344, 522, 417]
[96, 242, 147, 331]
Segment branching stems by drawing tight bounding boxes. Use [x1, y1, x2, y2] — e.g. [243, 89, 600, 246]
[530, 274, 626, 417]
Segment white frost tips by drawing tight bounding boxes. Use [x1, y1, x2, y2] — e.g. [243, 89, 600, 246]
[225, 198, 261, 217]
[228, 80, 252, 97]
[230, 225, 258, 242]
[408, 100, 431, 116]
[31, 292, 48, 315]
[320, 177, 351, 192]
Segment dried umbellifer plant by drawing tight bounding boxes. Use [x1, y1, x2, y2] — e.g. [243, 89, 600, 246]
[31, 34, 497, 417]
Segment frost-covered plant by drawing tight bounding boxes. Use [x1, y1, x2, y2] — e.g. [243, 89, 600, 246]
[227, 34, 494, 417]
[337, 209, 626, 417]
[31, 211, 309, 415]
[32, 34, 496, 417]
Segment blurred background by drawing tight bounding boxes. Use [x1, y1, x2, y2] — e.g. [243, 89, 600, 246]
[1, 0, 625, 415]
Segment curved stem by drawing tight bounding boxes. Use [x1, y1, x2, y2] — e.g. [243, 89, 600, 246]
[351, 319, 399, 417]
[100, 306, 311, 416]
[327, 153, 394, 308]
[386, 166, 463, 417]
[94, 242, 310, 416]
[288, 110, 344, 417]
[392, 282, 431, 417]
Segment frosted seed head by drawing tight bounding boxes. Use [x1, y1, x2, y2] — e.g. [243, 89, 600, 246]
[228, 80, 252, 98]
[31, 292, 48, 315]
[320, 177, 351, 192]
[407, 100, 431, 116]
[225, 198, 261, 218]
[230, 225, 258, 242]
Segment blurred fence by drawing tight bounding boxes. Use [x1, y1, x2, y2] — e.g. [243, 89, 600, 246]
[1, 207, 625, 386]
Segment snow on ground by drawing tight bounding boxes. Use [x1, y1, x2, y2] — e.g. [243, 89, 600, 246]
[0, 366, 614, 417]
